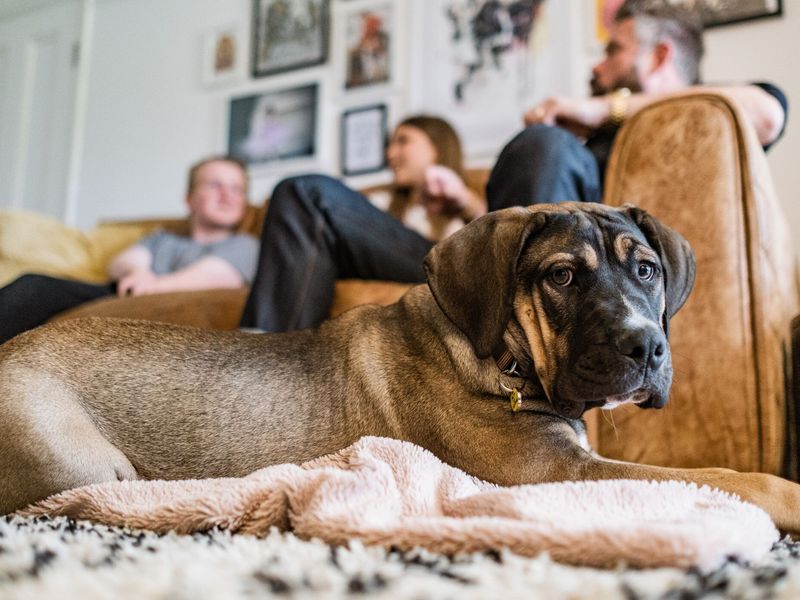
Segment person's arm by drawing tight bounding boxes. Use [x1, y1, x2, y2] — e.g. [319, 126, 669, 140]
[107, 244, 153, 282]
[710, 84, 785, 147]
[116, 255, 244, 297]
[524, 84, 786, 147]
[422, 165, 488, 223]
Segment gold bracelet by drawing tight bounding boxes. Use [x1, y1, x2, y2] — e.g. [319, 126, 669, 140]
[609, 87, 631, 126]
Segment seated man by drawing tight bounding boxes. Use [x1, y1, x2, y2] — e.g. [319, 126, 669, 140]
[0, 156, 259, 345]
[487, 0, 787, 210]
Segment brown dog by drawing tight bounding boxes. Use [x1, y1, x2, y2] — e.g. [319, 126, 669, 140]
[2, 203, 799, 531]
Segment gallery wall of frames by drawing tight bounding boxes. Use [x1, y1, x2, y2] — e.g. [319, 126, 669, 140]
[198, 0, 582, 205]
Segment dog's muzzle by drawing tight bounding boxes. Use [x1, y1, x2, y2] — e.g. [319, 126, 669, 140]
[551, 325, 672, 419]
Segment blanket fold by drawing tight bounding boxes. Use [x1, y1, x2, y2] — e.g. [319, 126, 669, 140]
[20, 436, 778, 569]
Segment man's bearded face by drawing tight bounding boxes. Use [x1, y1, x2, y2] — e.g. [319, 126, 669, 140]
[590, 65, 644, 96]
[590, 18, 646, 96]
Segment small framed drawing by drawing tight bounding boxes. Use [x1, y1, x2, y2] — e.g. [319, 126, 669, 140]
[343, 2, 393, 89]
[252, 0, 330, 78]
[698, 0, 782, 28]
[228, 83, 319, 166]
[201, 25, 243, 86]
[340, 104, 387, 176]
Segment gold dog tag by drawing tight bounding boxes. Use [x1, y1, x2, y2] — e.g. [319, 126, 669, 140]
[509, 387, 522, 412]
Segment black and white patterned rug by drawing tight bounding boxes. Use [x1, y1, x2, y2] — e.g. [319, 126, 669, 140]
[2, 515, 800, 599]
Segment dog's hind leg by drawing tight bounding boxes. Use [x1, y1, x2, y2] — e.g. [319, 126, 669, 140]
[0, 368, 139, 515]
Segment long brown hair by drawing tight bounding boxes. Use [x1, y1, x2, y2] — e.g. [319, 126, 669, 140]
[388, 115, 465, 219]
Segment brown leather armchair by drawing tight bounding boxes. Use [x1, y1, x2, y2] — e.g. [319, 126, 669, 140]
[589, 91, 799, 477]
[55, 92, 799, 476]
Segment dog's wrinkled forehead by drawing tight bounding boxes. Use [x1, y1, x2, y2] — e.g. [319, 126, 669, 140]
[519, 207, 659, 273]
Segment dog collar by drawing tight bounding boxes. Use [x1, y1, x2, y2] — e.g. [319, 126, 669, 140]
[494, 346, 523, 378]
[494, 345, 525, 412]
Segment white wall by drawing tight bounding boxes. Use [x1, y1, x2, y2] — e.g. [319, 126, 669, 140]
[702, 9, 799, 245]
[77, 0, 253, 227]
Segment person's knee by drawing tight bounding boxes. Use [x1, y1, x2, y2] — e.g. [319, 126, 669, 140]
[488, 125, 600, 209]
[0, 274, 59, 307]
[6, 274, 55, 293]
[506, 124, 582, 160]
[270, 174, 340, 212]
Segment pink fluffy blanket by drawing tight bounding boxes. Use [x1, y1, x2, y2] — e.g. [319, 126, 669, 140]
[20, 436, 777, 570]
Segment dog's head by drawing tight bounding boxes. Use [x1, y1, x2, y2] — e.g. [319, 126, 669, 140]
[424, 203, 695, 419]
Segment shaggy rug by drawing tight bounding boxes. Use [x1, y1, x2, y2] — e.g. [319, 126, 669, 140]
[4, 437, 798, 598]
[2, 515, 800, 599]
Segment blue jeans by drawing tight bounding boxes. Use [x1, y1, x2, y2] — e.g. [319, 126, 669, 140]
[0, 274, 112, 344]
[487, 124, 602, 210]
[240, 125, 602, 332]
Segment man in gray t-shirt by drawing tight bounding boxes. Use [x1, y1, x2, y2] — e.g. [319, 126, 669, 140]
[0, 156, 259, 345]
[108, 157, 258, 296]
[136, 230, 257, 284]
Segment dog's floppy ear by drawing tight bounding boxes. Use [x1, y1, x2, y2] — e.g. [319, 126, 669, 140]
[623, 206, 696, 328]
[424, 207, 547, 358]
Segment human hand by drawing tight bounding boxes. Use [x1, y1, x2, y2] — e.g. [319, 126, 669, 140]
[422, 165, 470, 217]
[523, 96, 609, 137]
[116, 269, 161, 297]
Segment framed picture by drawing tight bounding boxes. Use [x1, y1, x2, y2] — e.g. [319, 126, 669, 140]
[252, 0, 330, 78]
[228, 83, 318, 166]
[343, 2, 393, 90]
[697, 0, 782, 28]
[594, 0, 624, 44]
[201, 25, 244, 86]
[340, 104, 387, 176]
[418, 0, 559, 159]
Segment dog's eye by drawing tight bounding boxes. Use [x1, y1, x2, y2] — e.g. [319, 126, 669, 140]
[549, 268, 573, 286]
[637, 262, 655, 281]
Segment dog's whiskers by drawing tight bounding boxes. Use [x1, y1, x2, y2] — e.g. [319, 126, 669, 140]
[601, 408, 619, 441]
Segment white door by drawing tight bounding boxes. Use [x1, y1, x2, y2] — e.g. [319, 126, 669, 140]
[0, 0, 82, 220]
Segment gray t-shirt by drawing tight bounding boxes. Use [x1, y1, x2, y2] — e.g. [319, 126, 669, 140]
[137, 230, 259, 284]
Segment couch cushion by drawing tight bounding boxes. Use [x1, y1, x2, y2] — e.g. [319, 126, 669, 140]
[52, 288, 251, 330]
[0, 210, 154, 287]
[50, 279, 414, 330]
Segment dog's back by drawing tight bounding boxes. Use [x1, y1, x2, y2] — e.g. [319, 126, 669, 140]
[0, 308, 416, 513]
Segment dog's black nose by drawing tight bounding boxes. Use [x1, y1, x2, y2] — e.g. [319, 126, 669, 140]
[616, 329, 667, 370]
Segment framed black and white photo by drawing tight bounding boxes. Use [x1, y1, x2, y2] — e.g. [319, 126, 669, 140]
[343, 2, 393, 89]
[419, 0, 560, 159]
[340, 104, 387, 176]
[697, 0, 782, 28]
[228, 83, 319, 166]
[252, 0, 330, 78]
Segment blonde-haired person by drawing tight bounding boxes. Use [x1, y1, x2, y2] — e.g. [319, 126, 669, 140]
[240, 115, 486, 333]
[0, 156, 259, 345]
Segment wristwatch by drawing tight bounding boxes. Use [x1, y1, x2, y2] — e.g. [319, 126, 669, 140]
[609, 87, 631, 126]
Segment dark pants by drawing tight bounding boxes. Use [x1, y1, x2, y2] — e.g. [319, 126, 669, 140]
[240, 124, 601, 332]
[487, 124, 602, 210]
[0, 274, 112, 345]
[240, 175, 434, 332]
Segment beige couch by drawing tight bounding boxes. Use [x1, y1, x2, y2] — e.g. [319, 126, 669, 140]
[3, 92, 797, 476]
